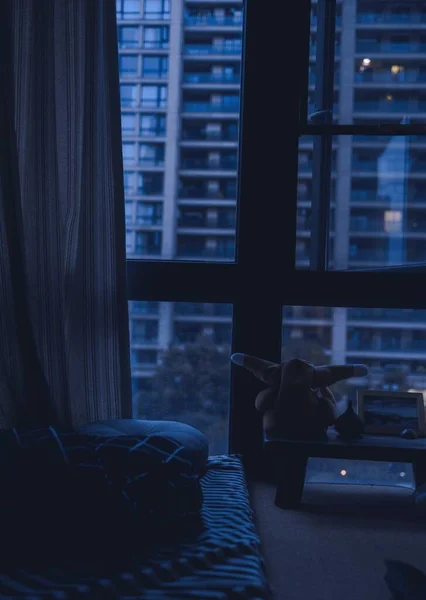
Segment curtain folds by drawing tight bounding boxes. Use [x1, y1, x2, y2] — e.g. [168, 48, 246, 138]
[0, 0, 132, 428]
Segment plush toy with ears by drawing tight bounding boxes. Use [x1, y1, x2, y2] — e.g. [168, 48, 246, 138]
[231, 354, 368, 438]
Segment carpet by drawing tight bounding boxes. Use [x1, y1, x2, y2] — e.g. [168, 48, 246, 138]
[249, 481, 426, 600]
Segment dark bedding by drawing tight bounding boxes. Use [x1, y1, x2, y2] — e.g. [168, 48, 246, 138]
[0, 455, 271, 599]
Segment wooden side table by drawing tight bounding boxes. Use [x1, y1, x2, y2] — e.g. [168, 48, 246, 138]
[264, 430, 426, 509]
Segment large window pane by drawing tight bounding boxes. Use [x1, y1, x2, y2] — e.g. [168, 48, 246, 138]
[298, 135, 426, 270]
[309, 0, 426, 125]
[129, 301, 232, 454]
[282, 305, 421, 487]
[117, 1, 243, 261]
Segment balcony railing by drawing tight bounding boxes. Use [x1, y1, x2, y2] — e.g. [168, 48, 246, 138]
[182, 129, 238, 142]
[357, 12, 426, 25]
[177, 247, 235, 259]
[347, 339, 426, 352]
[348, 308, 426, 321]
[179, 188, 236, 199]
[184, 14, 243, 26]
[178, 217, 236, 228]
[183, 73, 240, 84]
[183, 101, 240, 113]
[350, 218, 426, 233]
[353, 100, 426, 112]
[184, 43, 242, 55]
[355, 70, 426, 84]
[356, 41, 426, 53]
[351, 191, 426, 204]
[181, 157, 238, 170]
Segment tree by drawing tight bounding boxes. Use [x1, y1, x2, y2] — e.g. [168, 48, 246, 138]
[133, 335, 231, 454]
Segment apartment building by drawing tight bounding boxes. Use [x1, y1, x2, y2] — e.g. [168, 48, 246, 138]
[117, 0, 426, 402]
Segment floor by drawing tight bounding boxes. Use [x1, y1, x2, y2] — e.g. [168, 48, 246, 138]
[249, 481, 426, 600]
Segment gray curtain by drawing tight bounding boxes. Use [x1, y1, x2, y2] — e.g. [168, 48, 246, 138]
[0, 0, 132, 428]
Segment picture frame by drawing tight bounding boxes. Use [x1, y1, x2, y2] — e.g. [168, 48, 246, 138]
[357, 390, 426, 437]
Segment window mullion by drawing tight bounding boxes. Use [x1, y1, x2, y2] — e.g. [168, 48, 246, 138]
[309, 0, 337, 271]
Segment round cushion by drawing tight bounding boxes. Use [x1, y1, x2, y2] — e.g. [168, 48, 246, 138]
[75, 418, 209, 475]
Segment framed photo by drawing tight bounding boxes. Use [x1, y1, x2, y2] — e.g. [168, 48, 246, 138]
[357, 390, 426, 436]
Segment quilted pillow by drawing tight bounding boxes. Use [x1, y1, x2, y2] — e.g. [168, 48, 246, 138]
[0, 428, 130, 566]
[94, 434, 204, 526]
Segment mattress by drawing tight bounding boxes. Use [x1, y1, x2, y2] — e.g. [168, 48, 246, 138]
[0, 455, 272, 600]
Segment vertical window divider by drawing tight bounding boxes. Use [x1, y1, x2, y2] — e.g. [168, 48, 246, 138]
[309, 0, 337, 271]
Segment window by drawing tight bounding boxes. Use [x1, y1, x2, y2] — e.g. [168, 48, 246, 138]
[117, 26, 140, 48]
[123, 172, 135, 194]
[136, 202, 163, 225]
[116, 0, 140, 19]
[144, 0, 170, 20]
[131, 319, 158, 344]
[137, 172, 163, 195]
[140, 114, 166, 136]
[142, 56, 168, 78]
[122, 143, 135, 165]
[117, 0, 426, 484]
[143, 26, 169, 49]
[139, 143, 164, 166]
[125, 201, 133, 224]
[135, 231, 162, 255]
[140, 85, 167, 108]
[129, 302, 232, 454]
[119, 55, 138, 77]
[121, 113, 136, 134]
[120, 84, 137, 107]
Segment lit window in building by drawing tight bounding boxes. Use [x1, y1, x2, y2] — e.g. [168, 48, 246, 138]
[384, 210, 402, 233]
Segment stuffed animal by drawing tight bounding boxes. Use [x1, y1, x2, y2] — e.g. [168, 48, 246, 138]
[231, 354, 368, 438]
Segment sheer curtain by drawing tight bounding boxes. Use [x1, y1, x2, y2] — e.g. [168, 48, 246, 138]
[0, 0, 131, 428]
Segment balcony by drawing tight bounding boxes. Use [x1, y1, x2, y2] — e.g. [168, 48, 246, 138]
[355, 70, 426, 84]
[181, 157, 238, 171]
[350, 218, 426, 234]
[184, 15, 243, 26]
[178, 217, 236, 229]
[351, 190, 426, 205]
[179, 187, 236, 200]
[357, 12, 426, 25]
[353, 100, 426, 113]
[347, 339, 426, 353]
[183, 101, 240, 113]
[348, 308, 426, 322]
[183, 73, 240, 84]
[181, 129, 238, 142]
[356, 41, 426, 54]
[183, 43, 242, 56]
[177, 247, 235, 259]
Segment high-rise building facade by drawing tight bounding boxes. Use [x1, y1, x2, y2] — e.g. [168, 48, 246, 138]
[117, 0, 426, 427]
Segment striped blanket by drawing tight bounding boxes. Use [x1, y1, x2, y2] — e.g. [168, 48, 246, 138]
[0, 455, 272, 599]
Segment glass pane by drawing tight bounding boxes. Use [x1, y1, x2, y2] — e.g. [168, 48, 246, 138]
[282, 305, 422, 487]
[129, 301, 232, 454]
[297, 135, 426, 269]
[117, 0, 243, 261]
[308, 1, 342, 122]
[309, 0, 426, 125]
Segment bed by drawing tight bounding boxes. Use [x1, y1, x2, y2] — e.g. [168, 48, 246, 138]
[0, 455, 272, 600]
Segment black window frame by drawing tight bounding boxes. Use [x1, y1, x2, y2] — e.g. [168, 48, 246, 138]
[125, 0, 426, 476]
